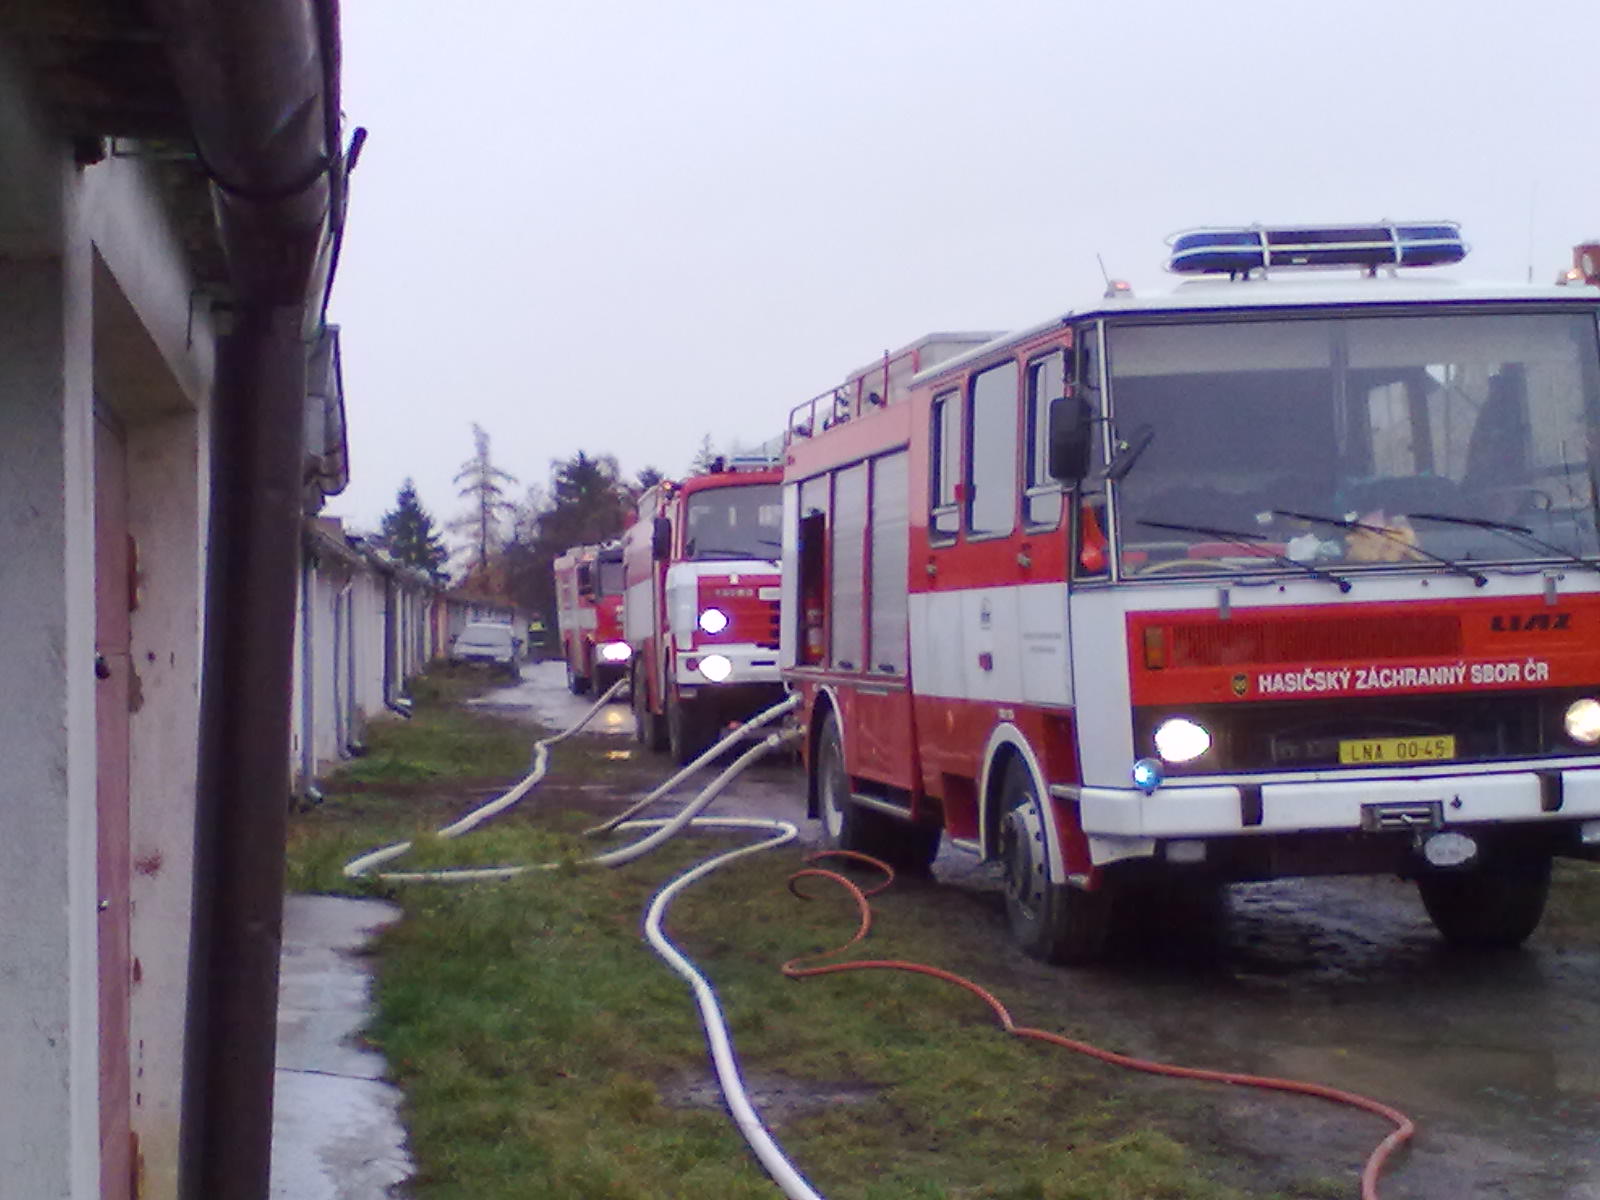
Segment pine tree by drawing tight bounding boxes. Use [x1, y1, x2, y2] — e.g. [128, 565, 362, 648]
[634, 466, 664, 493]
[377, 478, 448, 581]
[540, 451, 630, 551]
[499, 451, 634, 620]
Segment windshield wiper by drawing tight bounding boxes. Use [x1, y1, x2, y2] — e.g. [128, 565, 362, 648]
[1406, 511, 1600, 574]
[1270, 508, 1488, 588]
[691, 545, 775, 561]
[1138, 519, 1352, 592]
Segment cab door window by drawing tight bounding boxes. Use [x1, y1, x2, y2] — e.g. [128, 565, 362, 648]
[1024, 351, 1066, 528]
[967, 361, 1019, 537]
[930, 389, 961, 541]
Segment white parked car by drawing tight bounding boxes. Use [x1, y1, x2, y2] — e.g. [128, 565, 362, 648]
[449, 622, 522, 680]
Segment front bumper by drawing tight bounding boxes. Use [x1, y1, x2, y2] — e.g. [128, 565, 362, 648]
[1078, 763, 1600, 839]
[454, 652, 513, 668]
[674, 643, 781, 687]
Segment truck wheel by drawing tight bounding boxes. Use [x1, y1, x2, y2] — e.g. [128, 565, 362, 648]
[667, 692, 707, 765]
[816, 712, 940, 873]
[998, 757, 1114, 964]
[1417, 851, 1551, 949]
[566, 663, 590, 696]
[632, 664, 667, 752]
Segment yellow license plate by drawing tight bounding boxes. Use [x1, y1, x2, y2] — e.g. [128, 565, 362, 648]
[1338, 735, 1456, 765]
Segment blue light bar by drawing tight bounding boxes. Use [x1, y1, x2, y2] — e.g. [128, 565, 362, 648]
[1168, 222, 1467, 275]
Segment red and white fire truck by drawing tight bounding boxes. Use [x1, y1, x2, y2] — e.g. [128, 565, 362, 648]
[622, 458, 786, 763]
[780, 222, 1600, 962]
[552, 540, 631, 695]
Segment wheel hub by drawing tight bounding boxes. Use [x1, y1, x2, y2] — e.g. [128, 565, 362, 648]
[820, 757, 844, 840]
[1001, 804, 1047, 919]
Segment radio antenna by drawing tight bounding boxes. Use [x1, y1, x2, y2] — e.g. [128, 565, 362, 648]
[1096, 253, 1112, 286]
[1526, 182, 1538, 283]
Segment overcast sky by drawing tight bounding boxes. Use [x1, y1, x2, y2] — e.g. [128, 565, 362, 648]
[325, 0, 1600, 539]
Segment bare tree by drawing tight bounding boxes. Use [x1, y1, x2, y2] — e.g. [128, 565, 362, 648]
[450, 423, 518, 590]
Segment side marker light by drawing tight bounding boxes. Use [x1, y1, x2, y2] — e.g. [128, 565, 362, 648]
[1132, 758, 1164, 794]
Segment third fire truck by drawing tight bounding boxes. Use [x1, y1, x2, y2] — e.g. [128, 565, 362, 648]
[622, 458, 786, 763]
[553, 541, 631, 695]
[781, 221, 1600, 962]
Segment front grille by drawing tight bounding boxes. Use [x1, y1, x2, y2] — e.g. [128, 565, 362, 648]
[700, 585, 780, 649]
[1165, 613, 1462, 669]
[1135, 688, 1599, 773]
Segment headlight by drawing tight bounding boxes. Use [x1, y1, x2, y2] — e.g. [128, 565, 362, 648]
[599, 641, 632, 663]
[1565, 697, 1600, 744]
[698, 607, 729, 634]
[1153, 716, 1212, 763]
[699, 653, 732, 682]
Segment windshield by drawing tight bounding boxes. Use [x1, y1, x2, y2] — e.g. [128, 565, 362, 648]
[684, 483, 782, 561]
[596, 558, 625, 596]
[460, 625, 512, 648]
[1107, 311, 1600, 580]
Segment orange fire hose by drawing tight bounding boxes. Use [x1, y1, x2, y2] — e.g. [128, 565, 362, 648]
[781, 851, 1414, 1200]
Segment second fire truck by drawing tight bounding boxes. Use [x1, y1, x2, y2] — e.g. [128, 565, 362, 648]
[552, 541, 631, 695]
[781, 222, 1600, 962]
[622, 458, 786, 763]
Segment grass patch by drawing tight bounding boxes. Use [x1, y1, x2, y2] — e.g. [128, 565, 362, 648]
[404, 659, 515, 707]
[326, 706, 534, 788]
[286, 675, 1269, 1200]
[350, 843, 1254, 1200]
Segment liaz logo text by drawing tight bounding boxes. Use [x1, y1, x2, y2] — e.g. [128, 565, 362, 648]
[1489, 612, 1572, 632]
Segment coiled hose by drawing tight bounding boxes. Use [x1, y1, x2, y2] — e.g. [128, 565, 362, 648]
[342, 681, 824, 1195]
[782, 853, 1414, 1200]
[343, 685, 1413, 1200]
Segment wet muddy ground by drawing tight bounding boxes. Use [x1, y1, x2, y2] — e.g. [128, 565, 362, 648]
[475, 661, 1600, 1198]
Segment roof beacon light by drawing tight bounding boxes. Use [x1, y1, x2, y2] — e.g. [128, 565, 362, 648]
[727, 454, 781, 473]
[1168, 222, 1467, 276]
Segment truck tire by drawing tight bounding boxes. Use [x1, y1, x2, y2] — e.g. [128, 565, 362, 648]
[816, 712, 940, 874]
[631, 663, 667, 751]
[998, 756, 1114, 964]
[1417, 850, 1551, 949]
[566, 662, 591, 695]
[668, 691, 708, 765]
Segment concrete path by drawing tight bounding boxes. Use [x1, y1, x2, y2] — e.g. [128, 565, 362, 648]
[271, 894, 413, 1199]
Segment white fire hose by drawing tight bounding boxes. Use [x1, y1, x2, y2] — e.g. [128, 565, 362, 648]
[342, 682, 826, 1199]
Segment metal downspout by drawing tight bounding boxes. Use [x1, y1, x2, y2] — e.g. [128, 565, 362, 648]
[299, 544, 316, 799]
[382, 571, 397, 707]
[153, 2, 346, 1198]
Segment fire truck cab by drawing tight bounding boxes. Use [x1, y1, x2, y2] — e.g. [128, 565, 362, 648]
[781, 222, 1600, 962]
[553, 541, 631, 695]
[622, 458, 786, 763]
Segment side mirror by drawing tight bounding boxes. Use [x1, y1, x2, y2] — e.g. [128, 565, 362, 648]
[576, 564, 593, 594]
[651, 515, 672, 559]
[1047, 395, 1094, 484]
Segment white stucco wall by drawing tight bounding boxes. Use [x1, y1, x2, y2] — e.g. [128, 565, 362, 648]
[0, 192, 102, 1200]
[292, 531, 441, 792]
[0, 48, 218, 1200]
[84, 153, 216, 1198]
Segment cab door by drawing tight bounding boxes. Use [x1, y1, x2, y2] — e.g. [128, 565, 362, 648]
[915, 360, 1027, 783]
